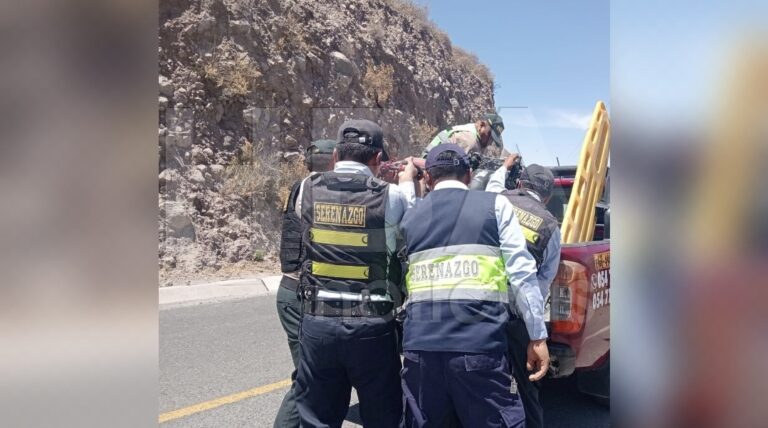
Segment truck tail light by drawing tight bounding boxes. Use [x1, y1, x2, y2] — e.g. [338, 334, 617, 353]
[551, 260, 589, 334]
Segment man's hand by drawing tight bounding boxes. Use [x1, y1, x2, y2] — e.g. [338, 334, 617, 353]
[503, 153, 521, 170]
[398, 157, 418, 182]
[526, 339, 550, 381]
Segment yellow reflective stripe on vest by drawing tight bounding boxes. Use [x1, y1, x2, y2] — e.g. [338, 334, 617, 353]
[310, 228, 368, 247]
[520, 226, 541, 245]
[312, 261, 369, 280]
[405, 254, 507, 293]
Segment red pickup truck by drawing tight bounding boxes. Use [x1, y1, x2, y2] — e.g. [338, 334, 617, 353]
[545, 166, 610, 402]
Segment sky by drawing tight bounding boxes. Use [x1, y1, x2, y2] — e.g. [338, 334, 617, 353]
[416, 0, 610, 166]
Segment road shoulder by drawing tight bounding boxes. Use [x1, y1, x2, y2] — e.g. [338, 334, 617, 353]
[159, 275, 282, 309]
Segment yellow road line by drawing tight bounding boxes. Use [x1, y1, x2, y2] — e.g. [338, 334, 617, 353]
[159, 378, 292, 423]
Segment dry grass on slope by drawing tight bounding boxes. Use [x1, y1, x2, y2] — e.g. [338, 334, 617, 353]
[201, 41, 261, 97]
[222, 141, 307, 210]
[452, 46, 495, 85]
[363, 62, 395, 106]
[384, 0, 494, 86]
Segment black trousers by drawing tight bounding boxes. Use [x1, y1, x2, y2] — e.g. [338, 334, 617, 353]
[274, 277, 301, 428]
[295, 314, 402, 428]
[507, 318, 543, 428]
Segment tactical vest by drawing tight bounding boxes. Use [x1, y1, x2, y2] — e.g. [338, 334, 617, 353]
[300, 171, 390, 298]
[423, 123, 478, 157]
[400, 188, 510, 353]
[279, 180, 304, 273]
[501, 189, 558, 270]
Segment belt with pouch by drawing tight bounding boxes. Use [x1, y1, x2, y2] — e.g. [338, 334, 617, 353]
[302, 289, 394, 317]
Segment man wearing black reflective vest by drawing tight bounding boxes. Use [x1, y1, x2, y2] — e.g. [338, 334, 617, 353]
[274, 139, 336, 428]
[294, 119, 418, 428]
[487, 159, 562, 428]
[399, 144, 549, 428]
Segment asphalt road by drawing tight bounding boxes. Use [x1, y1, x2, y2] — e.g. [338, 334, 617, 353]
[160, 295, 609, 427]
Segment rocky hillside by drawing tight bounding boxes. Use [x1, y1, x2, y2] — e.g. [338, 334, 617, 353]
[159, 0, 496, 285]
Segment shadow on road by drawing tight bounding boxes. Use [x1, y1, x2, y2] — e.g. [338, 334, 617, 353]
[542, 376, 610, 428]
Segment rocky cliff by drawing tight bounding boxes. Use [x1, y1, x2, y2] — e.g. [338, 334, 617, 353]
[159, 0, 496, 284]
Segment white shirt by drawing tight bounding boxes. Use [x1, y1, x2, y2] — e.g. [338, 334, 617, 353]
[486, 166, 562, 300]
[433, 180, 547, 340]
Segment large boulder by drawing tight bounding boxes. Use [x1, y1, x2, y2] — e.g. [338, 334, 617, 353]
[329, 51, 359, 78]
[164, 201, 195, 238]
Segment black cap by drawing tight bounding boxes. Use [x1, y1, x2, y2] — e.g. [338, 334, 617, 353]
[337, 119, 384, 149]
[519, 164, 555, 198]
